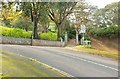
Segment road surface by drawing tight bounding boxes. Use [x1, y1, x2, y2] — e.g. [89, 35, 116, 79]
[1, 44, 119, 77]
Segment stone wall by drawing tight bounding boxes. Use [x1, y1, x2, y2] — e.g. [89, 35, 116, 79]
[32, 39, 63, 47]
[0, 36, 63, 47]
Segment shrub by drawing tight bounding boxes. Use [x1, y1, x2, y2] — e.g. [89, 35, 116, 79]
[0, 26, 32, 38]
[9, 28, 23, 38]
[11, 17, 33, 31]
[87, 25, 119, 38]
[0, 26, 12, 36]
[40, 32, 57, 41]
[22, 31, 32, 38]
[67, 27, 76, 39]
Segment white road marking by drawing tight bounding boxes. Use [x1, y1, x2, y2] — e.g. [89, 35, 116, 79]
[63, 53, 119, 72]
[78, 57, 118, 71]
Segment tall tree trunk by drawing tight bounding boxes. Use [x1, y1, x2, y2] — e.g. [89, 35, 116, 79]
[56, 23, 61, 40]
[76, 30, 79, 45]
[33, 15, 39, 39]
[32, 3, 39, 39]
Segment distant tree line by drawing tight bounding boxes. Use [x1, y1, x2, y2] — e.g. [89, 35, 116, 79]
[0, 1, 119, 40]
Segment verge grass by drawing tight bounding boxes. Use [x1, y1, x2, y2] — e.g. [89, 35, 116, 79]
[66, 45, 119, 59]
[1, 51, 65, 77]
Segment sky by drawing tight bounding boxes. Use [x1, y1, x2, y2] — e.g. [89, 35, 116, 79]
[86, 0, 119, 8]
[1, 0, 119, 8]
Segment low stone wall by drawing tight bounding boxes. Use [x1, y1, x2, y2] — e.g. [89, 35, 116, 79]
[0, 36, 63, 47]
[0, 36, 31, 45]
[32, 39, 62, 47]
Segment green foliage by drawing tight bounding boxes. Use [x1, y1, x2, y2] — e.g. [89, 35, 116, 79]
[0, 3, 22, 27]
[1, 26, 58, 40]
[67, 27, 76, 39]
[84, 36, 91, 41]
[87, 25, 119, 38]
[92, 2, 118, 27]
[40, 32, 57, 41]
[0, 26, 32, 38]
[11, 16, 33, 31]
[2, 20, 11, 27]
[9, 28, 23, 38]
[22, 31, 32, 38]
[48, 2, 77, 39]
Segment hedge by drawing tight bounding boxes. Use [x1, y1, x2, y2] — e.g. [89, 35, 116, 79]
[87, 25, 119, 38]
[40, 32, 57, 41]
[0, 26, 32, 38]
[0, 26, 57, 40]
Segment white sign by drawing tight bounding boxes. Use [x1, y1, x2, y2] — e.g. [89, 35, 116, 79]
[80, 24, 86, 33]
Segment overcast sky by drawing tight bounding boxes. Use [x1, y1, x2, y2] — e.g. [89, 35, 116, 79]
[86, 0, 119, 8]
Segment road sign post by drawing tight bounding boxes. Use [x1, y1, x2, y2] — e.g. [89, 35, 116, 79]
[80, 24, 86, 45]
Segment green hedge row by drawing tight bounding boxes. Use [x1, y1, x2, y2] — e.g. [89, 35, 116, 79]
[0, 26, 32, 38]
[40, 32, 57, 41]
[87, 25, 119, 38]
[0, 26, 57, 40]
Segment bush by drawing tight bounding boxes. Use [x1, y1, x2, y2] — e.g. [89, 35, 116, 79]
[22, 31, 32, 38]
[0, 26, 32, 38]
[9, 28, 23, 38]
[11, 17, 33, 31]
[1, 26, 12, 36]
[40, 32, 57, 41]
[67, 27, 76, 39]
[87, 25, 119, 38]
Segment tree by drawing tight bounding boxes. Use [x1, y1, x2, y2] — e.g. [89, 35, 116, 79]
[38, 6, 50, 33]
[0, 2, 22, 27]
[61, 18, 71, 35]
[11, 16, 33, 31]
[20, 2, 48, 39]
[92, 2, 119, 27]
[48, 2, 77, 40]
[104, 2, 118, 26]
[71, 0, 90, 45]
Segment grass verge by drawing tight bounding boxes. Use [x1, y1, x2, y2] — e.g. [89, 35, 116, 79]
[0, 51, 65, 77]
[66, 45, 119, 59]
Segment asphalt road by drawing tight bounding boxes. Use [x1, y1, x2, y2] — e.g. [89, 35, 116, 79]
[1, 44, 119, 77]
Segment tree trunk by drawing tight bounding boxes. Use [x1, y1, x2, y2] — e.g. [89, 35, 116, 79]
[33, 15, 39, 39]
[25, 27, 28, 31]
[56, 23, 61, 40]
[76, 30, 79, 45]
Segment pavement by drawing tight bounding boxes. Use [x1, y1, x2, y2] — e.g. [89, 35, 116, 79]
[1, 44, 119, 77]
